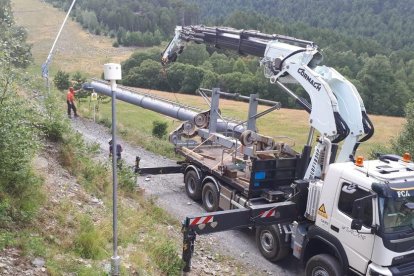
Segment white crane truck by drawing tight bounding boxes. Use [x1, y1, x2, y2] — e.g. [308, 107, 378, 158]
[89, 26, 414, 276]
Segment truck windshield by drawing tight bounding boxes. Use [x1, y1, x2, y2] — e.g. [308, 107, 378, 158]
[380, 196, 414, 233]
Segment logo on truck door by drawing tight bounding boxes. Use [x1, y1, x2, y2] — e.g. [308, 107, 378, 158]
[318, 204, 328, 219]
[397, 190, 410, 198]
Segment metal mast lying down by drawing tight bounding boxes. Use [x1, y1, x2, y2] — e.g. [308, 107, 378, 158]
[85, 79, 282, 158]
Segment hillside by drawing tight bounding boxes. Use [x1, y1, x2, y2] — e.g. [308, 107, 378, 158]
[12, 0, 134, 76]
[191, 0, 414, 51]
[43, 0, 414, 117]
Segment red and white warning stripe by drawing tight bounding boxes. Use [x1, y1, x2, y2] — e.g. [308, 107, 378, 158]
[190, 215, 214, 226]
[259, 209, 276, 218]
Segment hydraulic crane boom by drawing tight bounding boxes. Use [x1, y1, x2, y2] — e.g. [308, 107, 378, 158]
[162, 25, 319, 66]
[162, 25, 374, 173]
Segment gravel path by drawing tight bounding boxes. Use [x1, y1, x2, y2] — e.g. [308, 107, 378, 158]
[71, 117, 304, 276]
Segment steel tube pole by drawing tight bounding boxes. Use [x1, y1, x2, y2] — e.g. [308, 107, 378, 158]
[102, 64, 122, 275]
[88, 81, 247, 135]
[110, 79, 120, 275]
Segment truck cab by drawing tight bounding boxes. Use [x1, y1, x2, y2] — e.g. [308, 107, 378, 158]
[309, 155, 414, 275]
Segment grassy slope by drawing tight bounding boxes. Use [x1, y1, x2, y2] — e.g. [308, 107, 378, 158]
[12, 0, 134, 77]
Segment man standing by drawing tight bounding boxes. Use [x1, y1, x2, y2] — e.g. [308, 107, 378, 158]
[109, 139, 123, 168]
[67, 87, 79, 118]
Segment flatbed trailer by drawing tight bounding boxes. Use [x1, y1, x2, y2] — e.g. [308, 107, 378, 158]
[137, 141, 307, 209]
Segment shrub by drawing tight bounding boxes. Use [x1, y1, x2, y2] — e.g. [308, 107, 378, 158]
[118, 165, 136, 192]
[41, 93, 69, 142]
[74, 216, 106, 259]
[0, 98, 43, 224]
[150, 240, 183, 275]
[112, 41, 119, 48]
[152, 120, 168, 139]
[71, 71, 87, 91]
[53, 70, 70, 91]
[71, 71, 89, 103]
[109, 30, 116, 38]
[392, 101, 414, 155]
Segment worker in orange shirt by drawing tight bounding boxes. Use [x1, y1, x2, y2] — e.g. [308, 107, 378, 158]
[67, 87, 79, 118]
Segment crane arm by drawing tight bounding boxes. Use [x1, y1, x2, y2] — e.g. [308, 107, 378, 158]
[162, 25, 374, 164]
[162, 25, 321, 67]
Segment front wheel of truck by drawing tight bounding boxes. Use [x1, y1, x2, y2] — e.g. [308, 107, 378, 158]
[256, 225, 290, 262]
[305, 254, 341, 276]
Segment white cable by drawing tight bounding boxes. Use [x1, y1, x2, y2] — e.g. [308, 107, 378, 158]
[42, 0, 77, 78]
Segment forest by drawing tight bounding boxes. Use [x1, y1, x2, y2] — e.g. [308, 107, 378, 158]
[45, 0, 198, 46]
[189, 0, 414, 51]
[47, 0, 414, 117]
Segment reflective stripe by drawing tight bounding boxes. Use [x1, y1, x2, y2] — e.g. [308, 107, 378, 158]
[190, 215, 214, 226]
[260, 209, 276, 218]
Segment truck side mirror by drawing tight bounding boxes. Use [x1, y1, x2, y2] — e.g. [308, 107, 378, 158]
[351, 219, 363, 230]
[351, 194, 375, 231]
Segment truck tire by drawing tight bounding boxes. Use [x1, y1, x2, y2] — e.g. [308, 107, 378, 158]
[256, 225, 290, 262]
[184, 170, 202, 201]
[305, 254, 341, 276]
[202, 182, 219, 212]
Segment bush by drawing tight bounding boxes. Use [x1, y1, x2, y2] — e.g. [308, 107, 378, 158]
[53, 70, 70, 91]
[112, 41, 119, 48]
[109, 30, 116, 38]
[0, 98, 42, 224]
[71, 71, 87, 90]
[118, 166, 136, 192]
[41, 93, 70, 142]
[150, 240, 183, 275]
[152, 120, 168, 139]
[74, 216, 106, 259]
[71, 71, 89, 102]
[392, 101, 414, 155]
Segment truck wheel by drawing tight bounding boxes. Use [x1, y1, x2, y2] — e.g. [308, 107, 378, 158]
[184, 170, 202, 201]
[202, 182, 219, 212]
[256, 225, 290, 262]
[305, 254, 341, 276]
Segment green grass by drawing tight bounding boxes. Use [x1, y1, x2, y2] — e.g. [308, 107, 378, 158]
[0, 229, 46, 257]
[74, 216, 107, 260]
[78, 99, 180, 158]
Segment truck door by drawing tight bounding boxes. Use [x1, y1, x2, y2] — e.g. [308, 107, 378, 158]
[329, 181, 375, 274]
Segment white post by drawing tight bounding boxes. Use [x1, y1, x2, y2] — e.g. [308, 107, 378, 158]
[91, 92, 97, 122]
[103, 63, 122, 276]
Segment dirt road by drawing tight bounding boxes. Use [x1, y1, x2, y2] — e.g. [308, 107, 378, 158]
[71, 117, 304, 276]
